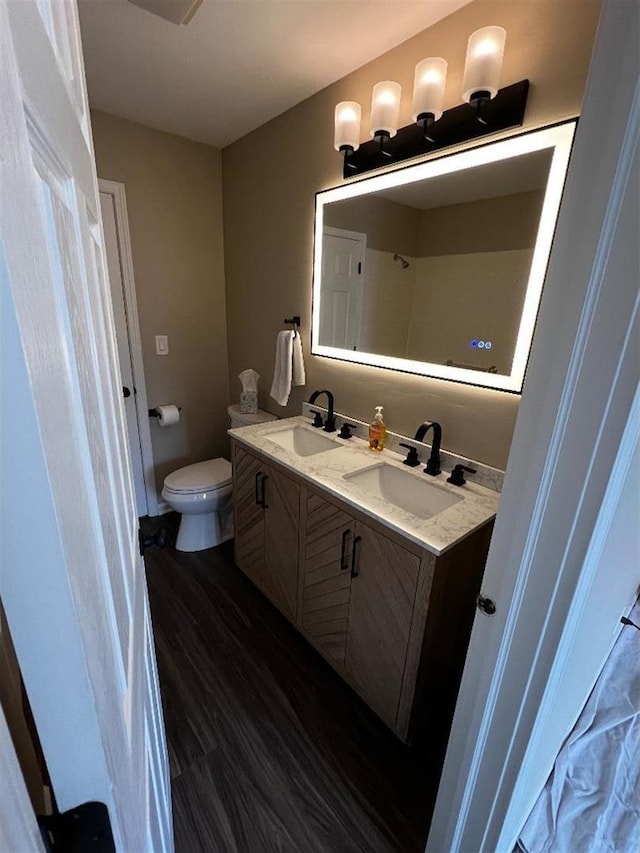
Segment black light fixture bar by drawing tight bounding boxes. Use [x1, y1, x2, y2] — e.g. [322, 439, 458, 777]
[343, 79, 529, 178]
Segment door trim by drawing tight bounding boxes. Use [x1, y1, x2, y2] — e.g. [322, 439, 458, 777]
[98, 178, 158, 517]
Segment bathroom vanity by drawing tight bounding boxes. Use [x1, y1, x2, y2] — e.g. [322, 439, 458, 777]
[229, 416, 499, 747]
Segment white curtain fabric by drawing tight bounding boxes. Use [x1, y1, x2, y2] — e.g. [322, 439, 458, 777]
[519, 600, 640, 853]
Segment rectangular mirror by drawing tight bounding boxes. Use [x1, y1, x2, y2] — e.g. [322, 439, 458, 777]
[312, 121, 576, 392]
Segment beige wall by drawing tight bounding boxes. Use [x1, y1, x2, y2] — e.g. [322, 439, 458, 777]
[406, 249, 533, 371]
[324, 189, 544, 258]
[91, 110, 229, 491]
[418, 190, 544, 256]
[222, 0, 600, 469]
[325, 195, 419, 255]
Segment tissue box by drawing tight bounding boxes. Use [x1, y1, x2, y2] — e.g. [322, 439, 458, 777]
[240, 392, 258, 414]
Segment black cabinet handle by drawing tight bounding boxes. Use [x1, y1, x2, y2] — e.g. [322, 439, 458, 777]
[350, 535, 362, 578]
[123, 386, 131, 398]
[254, 471, 262, 506]
[340, 529, 351, 571]
[260, 475, 269, 509]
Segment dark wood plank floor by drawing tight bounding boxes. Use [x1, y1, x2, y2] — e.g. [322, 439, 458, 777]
[144, 516, 439, 852]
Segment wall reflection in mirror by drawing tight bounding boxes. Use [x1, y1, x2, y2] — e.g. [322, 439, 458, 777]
[312, 122, 576, 392]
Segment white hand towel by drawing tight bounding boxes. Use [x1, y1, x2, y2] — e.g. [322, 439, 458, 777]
[270, 330, 294, 406]
[292, 332, 306, 388]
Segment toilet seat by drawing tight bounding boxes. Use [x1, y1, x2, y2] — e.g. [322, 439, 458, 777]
[163, 458, 232, 495]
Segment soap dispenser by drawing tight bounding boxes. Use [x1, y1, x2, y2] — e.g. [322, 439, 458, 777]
[369, 406, 387, 451]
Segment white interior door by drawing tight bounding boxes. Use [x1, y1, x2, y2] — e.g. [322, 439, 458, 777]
[427, 1, 639, 850]
[100, 186, 150, 517]
[1, 1, 172, 849]
[320, 227, 365, 349]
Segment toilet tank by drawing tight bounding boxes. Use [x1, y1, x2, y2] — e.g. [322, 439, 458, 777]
[227, 404, 278, 429]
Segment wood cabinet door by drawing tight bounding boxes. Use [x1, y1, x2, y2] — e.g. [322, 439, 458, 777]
[233, 445, 266, 584]
[263, 463, 300, 622]
[300, 492, 354, 667]
[345, 521, 421, 728]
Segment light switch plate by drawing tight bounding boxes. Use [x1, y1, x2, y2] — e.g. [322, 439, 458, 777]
[155, 335, 169, 356]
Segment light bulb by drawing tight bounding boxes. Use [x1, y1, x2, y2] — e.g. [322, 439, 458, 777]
[412, 57, 448, 123]
[462, 26, 506, 104]
[370, 81, 401, 138]
[334, 101, 361, 152]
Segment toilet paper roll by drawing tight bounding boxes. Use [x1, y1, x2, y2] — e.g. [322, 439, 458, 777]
[156, 404, 180, 427]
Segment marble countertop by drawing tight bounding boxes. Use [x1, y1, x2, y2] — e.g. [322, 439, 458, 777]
[228, 416, 499, 556]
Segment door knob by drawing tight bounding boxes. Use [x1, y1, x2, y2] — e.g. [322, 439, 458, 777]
[477, 593, 496, 616]
[123, 386, 131, 398]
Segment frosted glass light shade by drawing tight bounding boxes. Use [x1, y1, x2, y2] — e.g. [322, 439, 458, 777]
[334, 101, 361, 152]
[370, 81, 401, 137]
[462, 26, 506, 103]
[412, 57, 448, 122]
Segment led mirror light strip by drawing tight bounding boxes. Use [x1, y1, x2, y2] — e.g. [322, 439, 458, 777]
[312, 121, 577, 393]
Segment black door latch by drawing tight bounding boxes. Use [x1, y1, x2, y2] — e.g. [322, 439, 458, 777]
[138, 526, 167, 556]
[38, 801, 115, 852]
[477, 593, 497, 616]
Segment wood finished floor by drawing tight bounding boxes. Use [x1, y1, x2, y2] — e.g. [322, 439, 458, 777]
[144, 516, 438, 852]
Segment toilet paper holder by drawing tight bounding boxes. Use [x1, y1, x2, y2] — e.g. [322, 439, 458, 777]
[148, 406, 182, 418]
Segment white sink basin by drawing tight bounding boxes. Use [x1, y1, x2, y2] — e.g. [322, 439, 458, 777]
[264, 426, 341, 457]
[343, 462, 462, 520]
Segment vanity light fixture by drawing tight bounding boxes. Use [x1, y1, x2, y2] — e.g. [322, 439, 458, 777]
[412, 57, 448, 141]
[462, 26, 507, 123]
[334, 101, 362, 170]
[370, 81, 401, 156]
[333, 25, 528, 178]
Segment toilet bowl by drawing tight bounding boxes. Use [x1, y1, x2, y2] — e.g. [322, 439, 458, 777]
[162, 459, 233, 552]
[162, 406, 277, 552]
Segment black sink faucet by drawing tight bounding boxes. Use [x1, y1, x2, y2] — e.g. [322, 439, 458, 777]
[308, 389, 336, 433]
[414, 421, 442, 476]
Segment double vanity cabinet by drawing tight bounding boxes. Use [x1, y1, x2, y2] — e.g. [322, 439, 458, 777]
[230, 417, 499, 747]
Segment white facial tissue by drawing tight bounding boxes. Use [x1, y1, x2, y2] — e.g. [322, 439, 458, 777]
[239, 369, 259, 414]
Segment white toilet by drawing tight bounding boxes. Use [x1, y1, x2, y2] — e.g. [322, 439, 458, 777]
[162, 405, 277, 552]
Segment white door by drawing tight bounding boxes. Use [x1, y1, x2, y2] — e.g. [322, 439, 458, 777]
[100, 186, 149, 517]
[1, 1, 172, 850]
[320, 227, 365, 349]
[427, 1, 639, 850]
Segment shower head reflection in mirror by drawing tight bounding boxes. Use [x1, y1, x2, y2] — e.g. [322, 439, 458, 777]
[393, 253, 410, 269]
[312, 121, 576, 393]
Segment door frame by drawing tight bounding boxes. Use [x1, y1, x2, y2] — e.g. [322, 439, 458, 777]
[427, 1, 639, 850]
[98, 178, 158, 517]
[0, 705, 45, 852]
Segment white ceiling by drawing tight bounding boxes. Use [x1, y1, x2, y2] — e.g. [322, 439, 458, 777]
[78, 0, 472, 149]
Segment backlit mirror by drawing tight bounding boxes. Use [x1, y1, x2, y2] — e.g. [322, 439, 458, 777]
[312, 122, 576, 392]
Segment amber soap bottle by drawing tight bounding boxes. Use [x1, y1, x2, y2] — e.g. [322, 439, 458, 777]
[368, 406, 387, 451]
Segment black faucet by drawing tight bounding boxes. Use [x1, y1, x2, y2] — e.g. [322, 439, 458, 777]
[308, 389, 336, 433]
[447, 464, 477, 486]
[414, 421, 442, 476]
[399, 442, 420, 467]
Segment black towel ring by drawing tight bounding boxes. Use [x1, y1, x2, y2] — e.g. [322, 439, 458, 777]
[284, 316, 301, 336]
